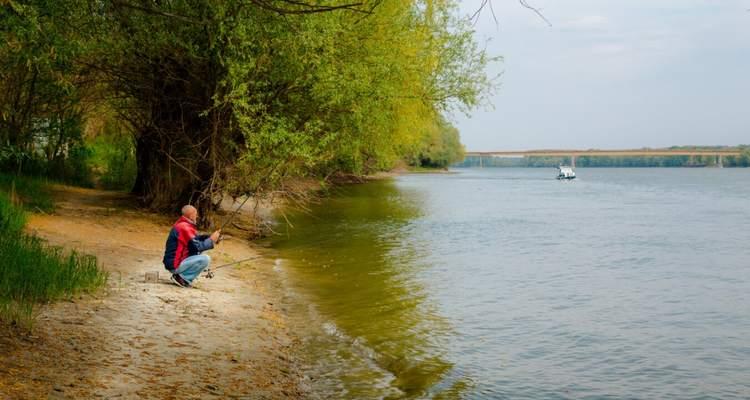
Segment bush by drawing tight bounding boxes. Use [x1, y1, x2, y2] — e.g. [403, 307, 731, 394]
[88, 131, 137, 191]
[62, 144, 95, 187]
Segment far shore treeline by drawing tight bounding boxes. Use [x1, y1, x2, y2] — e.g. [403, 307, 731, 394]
[457, 146, 750, 168]
[1, 0, 489, 223]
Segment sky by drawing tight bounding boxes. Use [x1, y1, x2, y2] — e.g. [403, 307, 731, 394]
[453, 0, 750, 151]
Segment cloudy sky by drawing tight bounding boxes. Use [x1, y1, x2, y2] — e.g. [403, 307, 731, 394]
[453, 0, 750, 151]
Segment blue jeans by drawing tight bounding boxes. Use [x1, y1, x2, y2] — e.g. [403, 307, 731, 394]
[174, 255, 211, 284]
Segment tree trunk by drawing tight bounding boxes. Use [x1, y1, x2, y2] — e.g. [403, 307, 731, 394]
[121, 53, 231, 226]
[131, 126, 218, 226]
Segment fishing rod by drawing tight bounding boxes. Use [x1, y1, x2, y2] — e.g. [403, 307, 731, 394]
[219, 195, 252, 231]
[213, 195, 252, 241]
[206, 196, 260, 279]
[202, 195, 255, 279]
[204, 256, 262, 279]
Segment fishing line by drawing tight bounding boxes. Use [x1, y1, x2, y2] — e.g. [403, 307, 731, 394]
[204, 256, 262, 279]
[203, 195, 255, 278]
[217, 195, 252, 233]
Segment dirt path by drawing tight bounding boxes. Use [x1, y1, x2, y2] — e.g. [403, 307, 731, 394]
[0, 186, 306, 399]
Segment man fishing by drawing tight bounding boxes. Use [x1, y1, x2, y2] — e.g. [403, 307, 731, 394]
[163, 205, 221, 288]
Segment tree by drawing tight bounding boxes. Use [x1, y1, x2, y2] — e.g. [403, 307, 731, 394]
[90, 0, 493, 222]
[2, 1, 495, 222]
[404, 114, 465, 168]
[1, 0, 98, 181]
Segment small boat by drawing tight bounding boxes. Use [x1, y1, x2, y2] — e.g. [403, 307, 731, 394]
[557, 165, 576, 180]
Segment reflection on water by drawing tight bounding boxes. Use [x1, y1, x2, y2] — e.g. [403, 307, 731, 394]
[268, 181, 465, 398]
[268, 168, 750, 399]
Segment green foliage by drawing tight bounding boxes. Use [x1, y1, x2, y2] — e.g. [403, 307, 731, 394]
[0, 190, 26, 235]
[0, 186, 106, 330]
[0, 172, 54, 212]
[3, 0, 494, 215]
[61, 144, 95, 186]
[0, 0, 96, 186]
[87, 0, 494, 214]
[457, 148, 750, 168]
[87, 125, 137, 191]
[404, 115, 465, 168]
[0, 233, 106, 330]
[723, 146, 750, 167]
[225, 1, 487, 179]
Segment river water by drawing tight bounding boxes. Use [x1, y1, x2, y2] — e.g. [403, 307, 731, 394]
[265, 168, 750, 399]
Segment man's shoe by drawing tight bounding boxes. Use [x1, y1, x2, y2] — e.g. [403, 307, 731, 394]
[171, 274, 191, 288]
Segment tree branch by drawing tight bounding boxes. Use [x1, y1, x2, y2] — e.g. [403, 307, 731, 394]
[110, 1, 204, 24]
[248, 0, 367, 15]
[471, 0, 552, 27]
[519, 0, 552, 27]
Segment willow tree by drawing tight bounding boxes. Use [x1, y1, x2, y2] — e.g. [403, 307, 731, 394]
[92, 0, 493, 222]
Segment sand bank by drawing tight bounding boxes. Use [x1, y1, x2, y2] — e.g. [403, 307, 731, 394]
[0, 186, 307, 399]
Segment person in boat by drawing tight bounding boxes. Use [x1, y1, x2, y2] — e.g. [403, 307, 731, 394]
[163, 205, 221, 287]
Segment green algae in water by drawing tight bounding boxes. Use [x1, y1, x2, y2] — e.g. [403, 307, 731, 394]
[269, 180, 467, 398]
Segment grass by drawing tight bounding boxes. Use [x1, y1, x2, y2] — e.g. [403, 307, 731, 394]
[0, 189, 26, 234]
[0, 172, 55, 212]
[0, 175, 107, 330]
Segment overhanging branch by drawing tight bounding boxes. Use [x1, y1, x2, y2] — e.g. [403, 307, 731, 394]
[111, 1, 204, 24]
[471, 0, 552, 27]
[248, 0, 367, 15]
[518, 0, 552, 27]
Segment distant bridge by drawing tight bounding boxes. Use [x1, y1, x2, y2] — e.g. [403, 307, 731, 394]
[464, 149, 744, 168]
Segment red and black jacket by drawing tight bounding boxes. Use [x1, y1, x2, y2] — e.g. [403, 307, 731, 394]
[162, 216, 214, 271]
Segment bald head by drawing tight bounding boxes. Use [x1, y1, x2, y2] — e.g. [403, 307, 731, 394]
[181, 205, 197, 222]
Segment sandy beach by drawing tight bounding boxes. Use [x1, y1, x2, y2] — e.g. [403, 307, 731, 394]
[0, 185, 306, 399]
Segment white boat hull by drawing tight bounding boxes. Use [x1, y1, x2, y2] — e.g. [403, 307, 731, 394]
[557, 166, 576, 180]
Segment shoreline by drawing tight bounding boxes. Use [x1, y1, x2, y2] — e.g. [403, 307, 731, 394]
[0, 185, 307, 399]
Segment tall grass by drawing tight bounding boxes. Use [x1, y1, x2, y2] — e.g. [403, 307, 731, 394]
[0, 190, 26, 234]
[0, 235, 106, 328]
[0, 177, 107, 330]
[0, 172, 55, 212]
